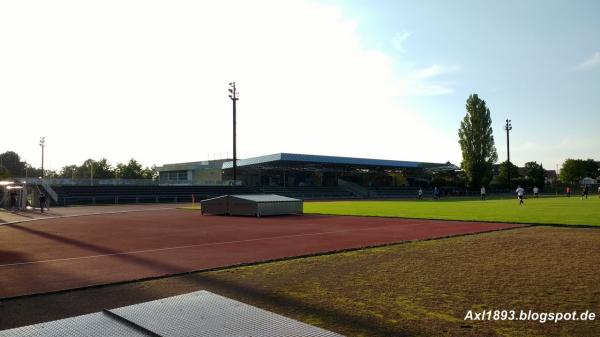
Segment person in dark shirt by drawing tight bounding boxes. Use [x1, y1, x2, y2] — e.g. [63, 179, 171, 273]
[582, 185, 589, 200]
[39, 192, 47, 213]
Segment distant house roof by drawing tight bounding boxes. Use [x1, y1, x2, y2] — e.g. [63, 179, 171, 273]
[222, 153, 447, 170]
[581, 177, 597, 185]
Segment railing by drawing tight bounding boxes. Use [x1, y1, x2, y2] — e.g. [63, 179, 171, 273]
[158, 179, 243, 186]
[15, 178, 246, 186]
[47, 178, 158, 186]
[61, 194, 213, 206]
[16, 178, 59, 203]
[40, 179, 59, 203]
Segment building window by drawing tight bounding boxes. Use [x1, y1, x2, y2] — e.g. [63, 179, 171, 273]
[160, 170, 189, 181]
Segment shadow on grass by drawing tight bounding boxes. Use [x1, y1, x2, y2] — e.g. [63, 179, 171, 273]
[1, 270, 420, 336]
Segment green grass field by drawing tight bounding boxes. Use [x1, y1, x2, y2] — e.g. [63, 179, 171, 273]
[305, 196, 600, 226]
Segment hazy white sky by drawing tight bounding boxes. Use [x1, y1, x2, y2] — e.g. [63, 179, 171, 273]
[1, 0, 598, 171]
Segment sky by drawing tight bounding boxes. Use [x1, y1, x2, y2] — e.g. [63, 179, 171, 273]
[0, 0, 598, 172]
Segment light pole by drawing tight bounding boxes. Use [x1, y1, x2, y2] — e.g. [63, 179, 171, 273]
[39, 137, 45, 179]
[504, 119, 512, 188]
[228, 82, 239, 184]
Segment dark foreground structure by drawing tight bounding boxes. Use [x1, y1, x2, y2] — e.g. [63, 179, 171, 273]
[201, 194, 303, 216]
[0, 291, 342, 337]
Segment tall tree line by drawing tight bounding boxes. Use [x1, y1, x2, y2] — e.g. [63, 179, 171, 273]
[458, 94, 498, 189]
[0, 151, 157, 180]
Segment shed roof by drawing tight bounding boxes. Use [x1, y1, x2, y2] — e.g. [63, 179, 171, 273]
[231, 194, 301, 202]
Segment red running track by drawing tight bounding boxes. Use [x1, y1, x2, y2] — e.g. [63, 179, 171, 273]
[0, 210, 524, 298]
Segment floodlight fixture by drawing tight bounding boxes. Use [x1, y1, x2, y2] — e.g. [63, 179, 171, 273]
[504, 119, 513, 187]
[39, 136, 46, 178]
[228, 82, 239, 182]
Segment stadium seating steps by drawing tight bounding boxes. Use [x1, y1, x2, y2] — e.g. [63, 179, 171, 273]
[52, 185, 356, 205]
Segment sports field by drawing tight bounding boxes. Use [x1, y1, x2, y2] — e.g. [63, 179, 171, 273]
[305, 196, 600, 226]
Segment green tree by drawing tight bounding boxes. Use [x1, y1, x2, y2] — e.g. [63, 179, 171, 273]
[583, 159, 600, 178]
[58, 165, 79, 178]
[496, 160, 520, 187]
[0, 151, 26, 177]
[0, 165, 10, 179]
[74, 158, 115, 179]
[458, 94, 498, 188]
[524, 161, 546, 188]
[560, 159, 599, 184]
[141, 165, 158, 180]
[116, 159, 145, 179]
[24, 164, 44, 178]
[90, 158, 114, 179]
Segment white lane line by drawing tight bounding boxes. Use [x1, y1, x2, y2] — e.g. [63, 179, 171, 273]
[0, 226, 393, 268]
[0, 207, 178, 226]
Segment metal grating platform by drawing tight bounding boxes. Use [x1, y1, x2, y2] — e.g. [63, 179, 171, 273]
[0, 291, 344, 337]
[0, 312, 150, 337]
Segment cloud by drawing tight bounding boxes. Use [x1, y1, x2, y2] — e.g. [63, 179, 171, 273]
[395, 80, 455, 96]
[394, 64, 461, 96]
[391, 31, 412, 52]
[575, 52, 600, 70]
[414, 64, 461, 79]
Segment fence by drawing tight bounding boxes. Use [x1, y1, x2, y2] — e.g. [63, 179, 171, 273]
[61, 194, 206, 206]
[15, 178, 242, 186]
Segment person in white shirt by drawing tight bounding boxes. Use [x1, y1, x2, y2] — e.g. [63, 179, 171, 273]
[480, 186, 486, 200]
[418, 188, 423, 200]
[515, 185, 525, 205]
[533, 186, 539, 198]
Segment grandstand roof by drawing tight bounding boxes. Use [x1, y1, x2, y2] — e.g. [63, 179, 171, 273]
[222, 153, 447, 170]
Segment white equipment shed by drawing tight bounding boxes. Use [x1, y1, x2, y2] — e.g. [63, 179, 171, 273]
[200, 194, 303, 216]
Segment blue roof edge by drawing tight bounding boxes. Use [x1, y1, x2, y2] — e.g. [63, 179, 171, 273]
[222, 152, 445, 169]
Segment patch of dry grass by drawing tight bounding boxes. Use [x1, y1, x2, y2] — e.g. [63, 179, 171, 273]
[202, 227, 600, 336]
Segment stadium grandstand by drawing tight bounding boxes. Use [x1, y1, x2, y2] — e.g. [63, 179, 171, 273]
[14, 153, 457, 206]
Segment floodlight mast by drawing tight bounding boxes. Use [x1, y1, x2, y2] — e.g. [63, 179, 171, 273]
[228, 82, 239, 183]
[39, 137, 45, 178]
[504, 119, 512, 188]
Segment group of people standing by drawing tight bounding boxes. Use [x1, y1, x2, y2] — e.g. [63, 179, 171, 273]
[416, 184, 599, 203]
[6, 189, 48, 213]
[481, 186, 539, 204]
[417, 186, 441, 200]
[565, 185, 598, 199]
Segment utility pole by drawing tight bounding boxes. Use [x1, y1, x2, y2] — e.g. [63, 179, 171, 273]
[228, 82, 239, 184]
[504, 119, 512, 188]
[39, 137, 45, 178]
